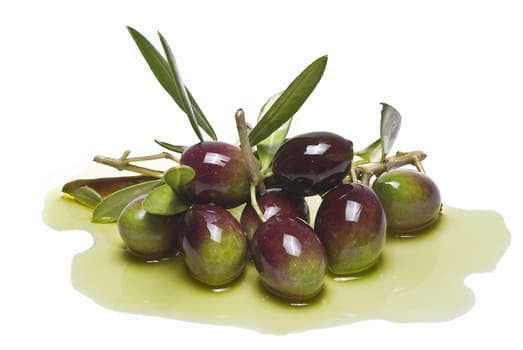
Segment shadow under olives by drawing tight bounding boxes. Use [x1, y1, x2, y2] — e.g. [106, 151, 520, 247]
[387, 209, 445, 240]
[254, 279, 327, 308]
[328, 255, 384, 283]
[180, 263, 249, 293]
[120, 247, 181, 264]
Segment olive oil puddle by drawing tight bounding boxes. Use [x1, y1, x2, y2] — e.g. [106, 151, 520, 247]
[43, 188, 510, 335]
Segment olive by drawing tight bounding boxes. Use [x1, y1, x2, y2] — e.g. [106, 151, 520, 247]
[372, 168, 442, 233]
[251, 215, 326, 301]
[181, 203, 247, 286]
[314, 183, 387, 275]
[117, 195, 182, 261]
[179, 141, 250, 208]
[240, 188, 309, 245]
[271, 131, 353, 196]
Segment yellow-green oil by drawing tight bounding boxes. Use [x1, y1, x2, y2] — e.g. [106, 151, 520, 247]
[43, 187, 510, 335]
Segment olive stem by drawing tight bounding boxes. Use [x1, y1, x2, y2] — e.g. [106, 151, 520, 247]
[235, 108, 266, 195]
[235, 108, 267, 224]
[352, 150, 427, 185]
[93, 151, 178, 178]
[250, 183, 266, 223]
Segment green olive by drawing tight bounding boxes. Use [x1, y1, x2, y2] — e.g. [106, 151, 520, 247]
[118, 194, 182, 260]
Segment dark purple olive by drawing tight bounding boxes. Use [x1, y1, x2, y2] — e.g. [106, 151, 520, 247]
[240, 188, 309, 244]
[372, 168, 442, 234]
[252, 215, 326, 301]
[117, 195, 182, 261]
[271, 131, 353, 196]
[314, 183, 386, 275]
[179, 141, 250, 208]
[181, 204, 247, 286]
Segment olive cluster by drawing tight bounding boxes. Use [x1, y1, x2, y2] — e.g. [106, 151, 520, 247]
[116, 131, 441, 302]
[63, 27, 442, 303]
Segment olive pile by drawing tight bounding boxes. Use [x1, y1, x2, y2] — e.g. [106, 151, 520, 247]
[62, 27, 441, 303]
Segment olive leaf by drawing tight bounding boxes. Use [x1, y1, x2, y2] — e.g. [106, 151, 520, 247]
[62, 175, 157, 198]
[126, 26, 217, 141]
[157, 31, 202, 142]
[380, 102, 401, 156]
[92, 179, 162, 223]
[248, 55, 328, 146]
[355, 103, 402, 162]
[154, 139, 187, 153]
[143, 184, 189, 216]
[163, 165, 195, 190]
[354, 138, 383, 163]
[66, 186, 103, 209]
[255, 91, 292, 174]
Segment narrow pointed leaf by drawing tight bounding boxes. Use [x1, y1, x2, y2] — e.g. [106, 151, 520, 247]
[143, 184, 189, 216]
[126, 26, 217, 140]
[154, 139, 187, 153]
[66, 186, 103, 209]
[158, 31, 203, 141]
[163, 165, 195, 190]
[256, 91, 292, 173]
[188, 91, 217, 140]
[249, 55, 328, 146]
[92, 179, 162, 223]
[380, 102, 402, 157]
[127, 26, 177, 103]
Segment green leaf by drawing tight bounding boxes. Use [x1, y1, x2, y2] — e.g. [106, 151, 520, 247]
[143, 184, 189, 216]
[188, 91, 217, 141]
[126, 26, 217, 141]
[68, 186, 103, 209]
[354, 138, 383, 163]
[154, 139, 187, 153]
[354, 103, 402, 163]
[249, 55, 328, 146]
[163, 165, 195, 190]
[256, 91, 292, 173]
[92, 179, 162, 223]
[157, 31, 203, 142]
[380, 102, 402, 156]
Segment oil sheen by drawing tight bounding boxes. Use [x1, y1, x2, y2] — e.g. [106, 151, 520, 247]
[43, 187, 510, 335]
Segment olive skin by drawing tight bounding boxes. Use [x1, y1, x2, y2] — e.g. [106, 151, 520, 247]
[252, 216, 326, 301]
[117, 195, 182, 261]
[314, 183, 387, 275]
[182, 204, 247, 286]
[179, 141, 250, 208]
[240, 188, 309, 245]
[271, 131, 354, 196]
[372, 169, 442, 233]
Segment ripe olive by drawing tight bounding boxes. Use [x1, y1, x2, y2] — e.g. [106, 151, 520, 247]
[314, 183, 387, 275]
[251, 215, 326, 301]
[179, 141, 250, 208]
[181, 204, 247, 286]
[271, 131, 353, 196]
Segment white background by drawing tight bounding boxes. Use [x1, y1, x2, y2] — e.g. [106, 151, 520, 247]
[1, 0, 521, 349]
